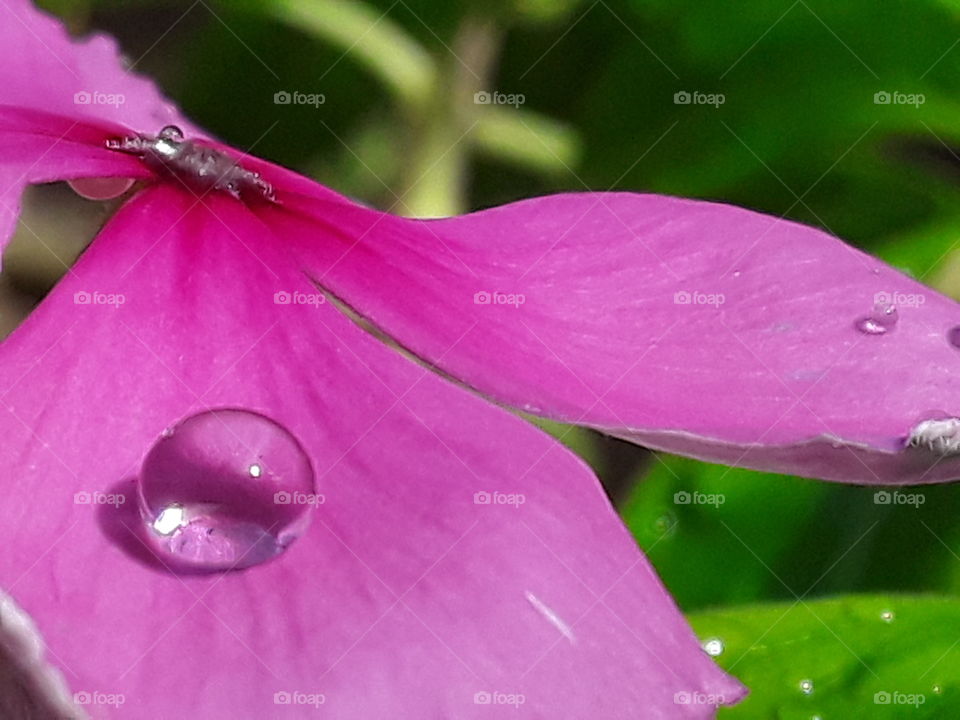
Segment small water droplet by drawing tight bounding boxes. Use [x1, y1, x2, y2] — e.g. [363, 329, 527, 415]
[653, 513, 676, 534]
[137, 409, 316, 571]
[158, 125, 184, 141]
[855, 303, 898, 335]
[67, 177, 135, 201]
[799, 679, 814, 695]
[933, 684, 943, 694]
[947, 326, 960, 349]
[732, 271, 742, 278]
[880, 610, 895, 623]
[702, 637, 724, 657]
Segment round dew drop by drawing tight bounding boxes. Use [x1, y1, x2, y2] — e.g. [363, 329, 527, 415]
[137, 409, 316, 571]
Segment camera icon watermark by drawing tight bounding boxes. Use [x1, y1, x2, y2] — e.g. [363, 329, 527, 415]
[273, 90, 325, 108]
[673, 290, 725, 307]
[674, 690, 725, 705]
[74, 491, 126, 508]
[474, 90, 525, 108]
[273, 290, 325, 307]
[673, 490, 725, 508]
[73, 90, 125, 107]
[274, 490, 325, 506]
[74, 290, 126, 307]
[874, 690, 925, 707]
[473, 290, 526, 307]
[473, 490, 526, 508]
[674, 90, 725, 107]
[873, 490, 925, 507]
[273, 690, 326, 708]
[873, 290, 924, 308]
[473, 690, 526, 706]
[73, 690, 125, 707]
[873, 90, 925, 107]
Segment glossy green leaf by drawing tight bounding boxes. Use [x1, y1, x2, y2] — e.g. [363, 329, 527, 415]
[689, 595, 960, 718]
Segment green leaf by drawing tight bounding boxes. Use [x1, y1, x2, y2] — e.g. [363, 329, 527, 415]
[689, 595, 960, 718]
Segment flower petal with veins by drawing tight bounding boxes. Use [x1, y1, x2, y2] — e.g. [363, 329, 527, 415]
[259, 192, 960, 484]
[0, 186, 743, 718]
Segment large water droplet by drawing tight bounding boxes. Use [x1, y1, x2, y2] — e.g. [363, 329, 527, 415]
[855, 303, 898, 335]
[67, 177, 135, 201]
[137, 409, 316, 571]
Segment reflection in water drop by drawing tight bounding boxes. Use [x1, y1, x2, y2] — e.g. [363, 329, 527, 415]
[854, 303, 898, 336]
[799, 679, 814, 695]
[880, 610, 895, 623]
[933, 685, 943, 695]
[702, 638, 724, 657]
[137, 409, 316, 571]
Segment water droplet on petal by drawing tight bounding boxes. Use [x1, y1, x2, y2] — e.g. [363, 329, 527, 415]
[137, 409, 316, 571]
[855, 303, 898, 335]
[880, 610, 895, 623]
[158, 125, 184, 141]
[799, 679, 814, 695]
[702, 637, 724, 657]
[67, 177, 135, 200]
[947, 326, 960, 349]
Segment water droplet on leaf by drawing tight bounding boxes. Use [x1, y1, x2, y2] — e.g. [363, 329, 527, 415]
[880, 610, 894, 623]
[799, 679, 814, 695]
[137, 409, 316, 571]
[702, 637, 724, 657]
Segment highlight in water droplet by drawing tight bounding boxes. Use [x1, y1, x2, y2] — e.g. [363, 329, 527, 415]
[880, 610, 895, 623]
[137, 409, 316, 571]
[67, 177, 135, 201]
[799, 679, 814, 695]
[854, 303, 898, 335]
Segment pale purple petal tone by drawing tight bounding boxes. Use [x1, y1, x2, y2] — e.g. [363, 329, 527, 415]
[263, 192, 960, 484]
[0, 185, 742, 718]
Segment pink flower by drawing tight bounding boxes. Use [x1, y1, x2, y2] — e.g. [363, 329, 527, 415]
[0, 3, 745, 717]
[2, 0, 956, 717]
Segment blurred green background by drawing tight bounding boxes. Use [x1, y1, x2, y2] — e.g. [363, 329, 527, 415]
[9, 0, 960, 716]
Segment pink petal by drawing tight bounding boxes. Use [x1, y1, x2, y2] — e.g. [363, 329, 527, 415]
[0, 186, 742, 717]
[0, 106, 150, 268]
[264, 192, 960, 484]
[0, 0, 196, 133]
